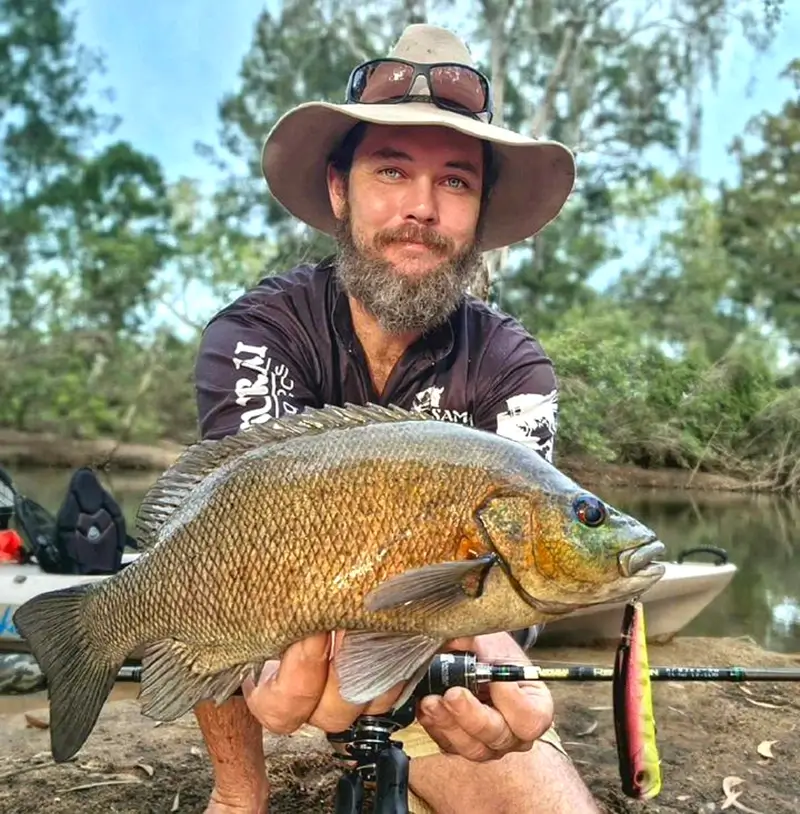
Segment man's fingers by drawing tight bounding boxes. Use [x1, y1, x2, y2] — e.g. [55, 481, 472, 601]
[243, 634, 331, 734]
[441, 688, 522, 753]
[487, 680, 554, 743]
[362, 681, 408, 715]
[415, 632, 554, 763]
[417, 693, 504, 762]
[306, 663, 367, 732]
[309, 655, 407, 731]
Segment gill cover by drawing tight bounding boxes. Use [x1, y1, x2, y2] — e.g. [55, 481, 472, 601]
[476, 494, 576, 614]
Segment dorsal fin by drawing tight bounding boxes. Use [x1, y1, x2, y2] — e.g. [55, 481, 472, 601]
[134, 402, 429, 548]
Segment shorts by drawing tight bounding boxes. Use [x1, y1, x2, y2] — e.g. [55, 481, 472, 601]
[391, 719, 569, 814]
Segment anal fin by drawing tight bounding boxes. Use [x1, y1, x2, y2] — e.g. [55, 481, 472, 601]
[139, 639, 263, 721]
[334, 630, 443, 706]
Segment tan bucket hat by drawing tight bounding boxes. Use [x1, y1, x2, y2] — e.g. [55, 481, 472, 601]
[261, 24, 576, 251]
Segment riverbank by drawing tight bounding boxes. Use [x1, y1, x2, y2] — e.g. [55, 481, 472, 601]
[0, 429, 758, 493]
[1, 637, 797, 814]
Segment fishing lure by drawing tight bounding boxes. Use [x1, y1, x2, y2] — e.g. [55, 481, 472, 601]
[613, 600, 662, 799]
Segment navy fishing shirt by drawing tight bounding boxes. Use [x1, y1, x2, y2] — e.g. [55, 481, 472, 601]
[195, 258, 560, 463]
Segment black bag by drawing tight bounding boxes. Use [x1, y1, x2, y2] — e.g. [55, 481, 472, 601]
[0, 465, 58, 566]
[52, 467, 137, 575]
[0, 464, 137, 574]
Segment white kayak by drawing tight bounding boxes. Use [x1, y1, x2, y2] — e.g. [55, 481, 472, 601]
[536, 556, 737, 646]
[0, 550, 736, 655]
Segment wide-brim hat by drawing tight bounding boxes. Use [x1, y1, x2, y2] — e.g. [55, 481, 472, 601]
[261, 24, 577, 251]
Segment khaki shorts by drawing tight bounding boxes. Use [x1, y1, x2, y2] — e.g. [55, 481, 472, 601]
[390, 719, 569, 814]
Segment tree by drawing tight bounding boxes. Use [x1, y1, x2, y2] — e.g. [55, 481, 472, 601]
[718, 58, 800, 351]
[0, 0, 113, 329]
[485, 0, 787, 331]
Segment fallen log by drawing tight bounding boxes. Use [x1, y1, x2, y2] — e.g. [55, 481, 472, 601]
[0, 429, 185, 472]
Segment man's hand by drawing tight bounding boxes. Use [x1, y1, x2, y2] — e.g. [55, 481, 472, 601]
[240, 631, 407, 735]
[415, 632, 554, 763]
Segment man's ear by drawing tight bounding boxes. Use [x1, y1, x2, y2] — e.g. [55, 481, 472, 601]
[327, 163, 347, 219]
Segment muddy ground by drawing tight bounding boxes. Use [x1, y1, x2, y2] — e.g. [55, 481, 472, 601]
[1, 637, 798, 814]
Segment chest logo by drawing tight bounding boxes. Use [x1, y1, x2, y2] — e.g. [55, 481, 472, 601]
[411, 386, 472, 425]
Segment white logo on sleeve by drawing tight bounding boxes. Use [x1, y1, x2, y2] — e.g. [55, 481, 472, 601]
[231, 341, 299, 430]
[495, 390, 559, 462]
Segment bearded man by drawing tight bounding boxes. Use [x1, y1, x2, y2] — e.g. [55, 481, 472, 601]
[192, 22, 600, 814]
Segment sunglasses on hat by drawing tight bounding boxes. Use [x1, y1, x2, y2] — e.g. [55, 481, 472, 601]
[345, 58, 494, 123]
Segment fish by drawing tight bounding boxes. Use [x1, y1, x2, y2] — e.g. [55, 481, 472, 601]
[13, 402, 666, 763]
[613, 600, 662, 799]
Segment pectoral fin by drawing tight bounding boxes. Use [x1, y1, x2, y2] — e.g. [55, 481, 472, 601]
[363, 553, 499, 614]
[334, 630, 443, 706]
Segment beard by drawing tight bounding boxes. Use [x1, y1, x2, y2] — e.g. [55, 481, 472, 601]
[333, 204, 484, 335]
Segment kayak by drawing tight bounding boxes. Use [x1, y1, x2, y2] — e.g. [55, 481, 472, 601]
[536, 555, 737, 646]
[0, 549, 737, 693]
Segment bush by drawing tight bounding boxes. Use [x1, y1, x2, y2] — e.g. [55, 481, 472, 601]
[535, 303, 798, 492]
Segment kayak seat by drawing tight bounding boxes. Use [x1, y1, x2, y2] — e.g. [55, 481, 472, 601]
[53, 467, 130, 575]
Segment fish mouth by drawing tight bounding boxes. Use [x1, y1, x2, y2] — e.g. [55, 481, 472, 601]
[618, 539, 666, 578]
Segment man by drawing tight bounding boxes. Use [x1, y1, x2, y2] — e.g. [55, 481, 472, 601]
[192, 23, 601, 814]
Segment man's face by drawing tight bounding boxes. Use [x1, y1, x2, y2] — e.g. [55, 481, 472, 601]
[327, 123, 486, 335]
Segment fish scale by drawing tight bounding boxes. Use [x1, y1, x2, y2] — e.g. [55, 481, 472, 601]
[12, 402, 665, 763]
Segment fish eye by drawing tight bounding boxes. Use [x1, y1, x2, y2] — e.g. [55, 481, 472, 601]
[573, 495, 607, 528]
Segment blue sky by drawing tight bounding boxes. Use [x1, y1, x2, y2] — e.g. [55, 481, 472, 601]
[70, 0, 270, 186]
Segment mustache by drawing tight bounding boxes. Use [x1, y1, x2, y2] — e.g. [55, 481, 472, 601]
[372, 223, 454, 255]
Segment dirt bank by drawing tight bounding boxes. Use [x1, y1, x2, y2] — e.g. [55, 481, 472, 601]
[1, 637, 797, 814]
[0, 430, 757, 493]
[556, 455, 753, 493]
[0, 429, 184, 472]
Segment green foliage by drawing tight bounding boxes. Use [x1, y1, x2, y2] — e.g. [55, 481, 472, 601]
[718, 58, 800, 351]
[540, 304, 798, 490]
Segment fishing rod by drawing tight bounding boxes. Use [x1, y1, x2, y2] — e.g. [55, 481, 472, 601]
[414, 654, 800, 687]
[2, 650, 799, 696]
[325, 649, 800, 814]
[114, 657, 800, 686]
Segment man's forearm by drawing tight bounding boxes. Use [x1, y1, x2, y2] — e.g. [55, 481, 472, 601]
[195, 696, 269, 805]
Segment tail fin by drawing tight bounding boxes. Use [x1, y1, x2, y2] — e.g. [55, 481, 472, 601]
[13, 584, 123, 762]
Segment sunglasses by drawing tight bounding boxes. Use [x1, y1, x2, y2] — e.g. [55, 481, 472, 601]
[345, 58, 494, 123]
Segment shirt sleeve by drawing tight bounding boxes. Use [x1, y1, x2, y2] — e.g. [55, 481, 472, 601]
[472, 328, 559, 464]
[194, 308, 320, 441]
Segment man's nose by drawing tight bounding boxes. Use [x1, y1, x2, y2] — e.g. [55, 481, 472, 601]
[402, 178, 438, 224]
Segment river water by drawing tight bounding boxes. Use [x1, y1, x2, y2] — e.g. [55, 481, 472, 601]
[4, 466, 800, 656]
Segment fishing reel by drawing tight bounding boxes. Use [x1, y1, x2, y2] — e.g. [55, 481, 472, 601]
[327, 652, 482, 814]
[328, 697, 417, 814]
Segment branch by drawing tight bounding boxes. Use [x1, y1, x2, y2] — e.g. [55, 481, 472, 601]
[531, 23, 580, 138]
[157, 295, 205, 332]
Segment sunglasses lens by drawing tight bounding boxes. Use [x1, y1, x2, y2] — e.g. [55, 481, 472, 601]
[348, 60, 490, 118]
[350, 61, 415, 103]
[430, 65, 487, 115]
